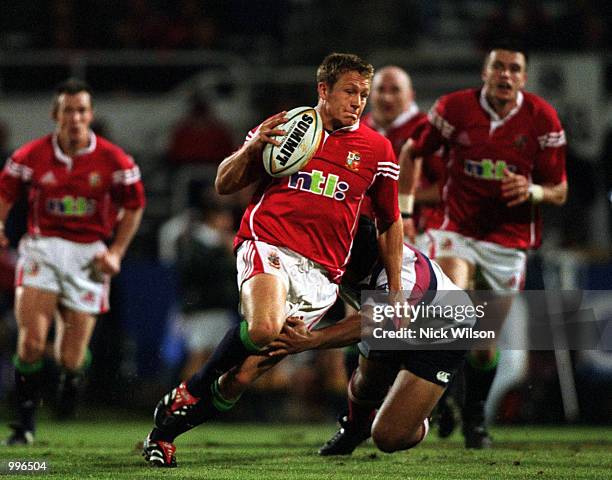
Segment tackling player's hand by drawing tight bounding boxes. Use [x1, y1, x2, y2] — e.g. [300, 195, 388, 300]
[402, 216, 416, 243]
[247, 111, 288, 153]
[266, 317, 316, 356]
[93, 249, 122, 277]
[501, 168, 530, 207]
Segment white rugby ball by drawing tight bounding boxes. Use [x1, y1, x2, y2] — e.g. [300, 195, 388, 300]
[262, 106, 323, 178]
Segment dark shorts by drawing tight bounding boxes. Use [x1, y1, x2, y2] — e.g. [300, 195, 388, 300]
[358, 344, 467, 387]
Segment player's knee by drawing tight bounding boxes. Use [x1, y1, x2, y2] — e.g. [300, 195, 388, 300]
[372, 421, 426, 453]
[57, 350, 85, 371]
[247, 321, 282, 347]
[19, 337, 46, 363]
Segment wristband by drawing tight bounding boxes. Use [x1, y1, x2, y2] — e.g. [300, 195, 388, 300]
[399, 194, 415, 215]
[401, 212, 412, 219]
[528, 184, 544, 204]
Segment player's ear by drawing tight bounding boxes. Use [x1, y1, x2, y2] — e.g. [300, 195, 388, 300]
[317, 81, 329, 101]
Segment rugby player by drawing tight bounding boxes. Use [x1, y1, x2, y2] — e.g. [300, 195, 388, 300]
[400, 41, 567, 448]
[0, 79, 145, 445]
[143, 52, 404, 467]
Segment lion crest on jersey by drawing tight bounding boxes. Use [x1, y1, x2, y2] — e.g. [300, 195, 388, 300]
[89, 172, 101, 187]
[345, 151, 361, 171]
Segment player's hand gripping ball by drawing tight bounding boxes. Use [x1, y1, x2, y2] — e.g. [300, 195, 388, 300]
[263, 106, 323, 178]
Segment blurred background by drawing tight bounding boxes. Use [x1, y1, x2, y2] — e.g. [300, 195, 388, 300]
[0, 0, 611, 425]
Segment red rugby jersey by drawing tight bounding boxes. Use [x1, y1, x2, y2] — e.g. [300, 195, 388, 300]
[0, 133, 146, 243]
[412, 88, 566, 249]
[235, 120, 400, 283]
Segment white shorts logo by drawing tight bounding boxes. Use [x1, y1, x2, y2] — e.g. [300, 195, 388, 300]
[436, 371, 451, 384]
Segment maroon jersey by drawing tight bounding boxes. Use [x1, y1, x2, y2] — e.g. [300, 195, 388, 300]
[363, 107, 444, 229]
[0, 133, 146, 243]
[412, 88, 566, 249]
[235, 121, 400, 283]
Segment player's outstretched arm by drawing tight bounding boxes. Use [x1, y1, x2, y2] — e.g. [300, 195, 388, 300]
[377, 217, 404, 295]
[267, 314, 363, 356]
[215, 111, 288, 194]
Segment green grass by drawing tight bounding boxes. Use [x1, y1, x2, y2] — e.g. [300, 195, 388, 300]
[1, 420, 611, 479]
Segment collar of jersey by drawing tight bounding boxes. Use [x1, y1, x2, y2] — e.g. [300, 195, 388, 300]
[388, 102, 420, 131]
[479, 88, 523, 133]
[52, 131, 97, 170]
[325, 119, 360, 135]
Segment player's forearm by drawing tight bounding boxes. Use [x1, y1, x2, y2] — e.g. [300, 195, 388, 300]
[377, 217, 404, 292]
[310, 314, 362, 349]
[398, 141, 422, 196]
[539, 180, 568, 206]
[415, 182, 441, 205]
[215, 145, 262, 195]
[109, 208, 143, 258]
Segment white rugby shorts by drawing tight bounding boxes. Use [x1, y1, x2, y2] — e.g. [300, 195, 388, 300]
[236, 240, 338, 329]
[427, 229, 527, 291]
[16, 235, 110, 314]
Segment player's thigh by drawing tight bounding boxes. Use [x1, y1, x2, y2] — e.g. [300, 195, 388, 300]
[434, 256, 475, 289]
[220, 353, 286, 399]
[54, 306, 97, 370]
[353, 355, 400, 398]
[14, 286, 58, 361]
[372, 369, 444, 444]
[241, 273, 287, 338]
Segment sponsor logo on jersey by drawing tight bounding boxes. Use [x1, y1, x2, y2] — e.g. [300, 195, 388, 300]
[46, 196, 97, 216]
[464, 159, 516, 181]
[89, 172, 101, 187]
[40, 171, 57, 185]
[345, 151, 361, 171]
[267, 251, 281, 269]
[287, 169, 349, 201]
[436, 371, 451, 383]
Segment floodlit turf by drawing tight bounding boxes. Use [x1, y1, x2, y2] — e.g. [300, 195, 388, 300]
[0, 419, 611, 479]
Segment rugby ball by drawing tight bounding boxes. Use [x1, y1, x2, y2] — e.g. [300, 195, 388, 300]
[262, 106, 323, 178]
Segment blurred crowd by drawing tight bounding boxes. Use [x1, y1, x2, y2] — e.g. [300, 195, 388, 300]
[2, 1, 612, 56]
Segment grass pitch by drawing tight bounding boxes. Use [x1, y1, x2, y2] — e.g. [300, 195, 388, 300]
[1, 418, 610, 479]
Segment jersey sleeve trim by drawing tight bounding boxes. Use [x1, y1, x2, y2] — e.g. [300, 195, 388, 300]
[537, 130, 566, 149]
[4, 157, 33, 181]
[376, 161, 400, 180]
[112, 165, 142, 185]
[428, 107, 455, 140]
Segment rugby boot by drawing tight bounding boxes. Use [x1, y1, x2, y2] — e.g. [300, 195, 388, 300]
[318, 415, 371, 456]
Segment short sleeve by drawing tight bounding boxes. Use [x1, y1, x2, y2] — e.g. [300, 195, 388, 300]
[532, 104, 567, 185]
[111, 153, 146, 209]
[369, 139, 400, 225]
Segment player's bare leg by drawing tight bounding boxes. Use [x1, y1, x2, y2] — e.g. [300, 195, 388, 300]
[218, 354, 286, 402]
[371, 369, 443, 452]
[145, 273, 287, 467]
[319, 355, 398, 455]
[5, 287, 57, 445]
[53, 308, 97, 419]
